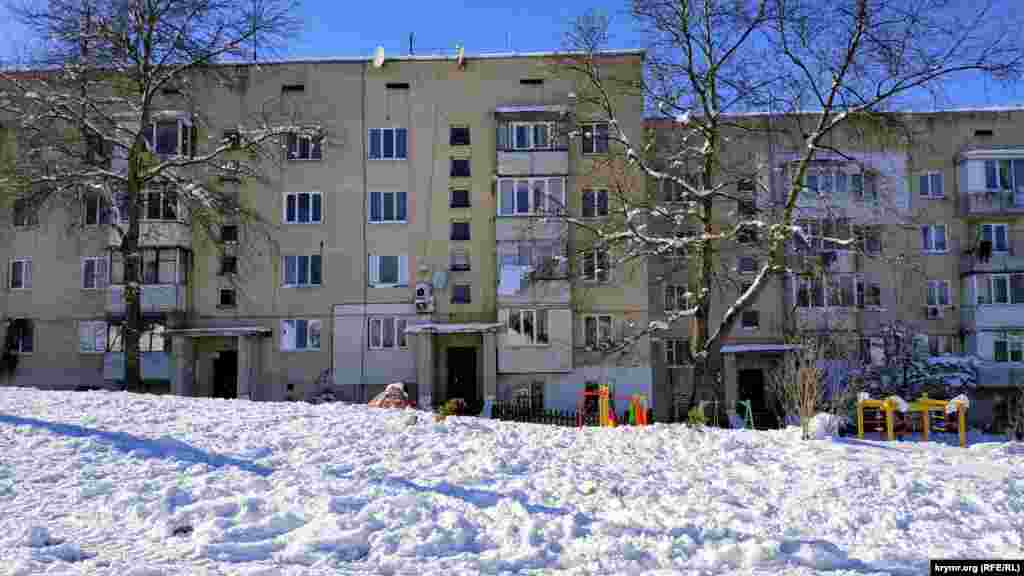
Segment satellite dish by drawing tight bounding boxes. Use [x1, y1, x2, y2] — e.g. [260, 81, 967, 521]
[373, 46, 385, 68]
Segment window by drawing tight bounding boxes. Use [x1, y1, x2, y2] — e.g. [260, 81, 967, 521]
[218, 288, 236, 308]
[82, 257, 109, 289]
[984, 159, 1024, 192]
[928, 334, 953, 356]
[450, 126, 471, 147]
[581, 122, 609, 155]
[368, 317, 408, 349]
[738, 256, 758, 274]
[368, 191, 407, 223]
[664, 338, 688, 366]
[105, 324, 164, 353]
[281, 319, 321, 351]
[497, 122, 557, 151]
[738, 199, 757, 219]
[110, 248, 185, 285]
[664, 284, 689, 312]
[994, 335, 1024, 363]
[797, 274, 879, 309]
[8, 318, 33, 353]
[142, 189, 179, 221]
[977, 274, 1024, 305]
[450, 158, 471, 178]
[583, 314, 613, 349]
[498, 178, 565, 215]
[368, 128, 408, 160]
[82, 195, 111, 226]
[581, 247, 610, 282]
[12, 198, 38, 227]
[741, 310, 760, 330]
[927, 280, 951, 307]
[799, 166, 875, 205]
[921, 224, 948, 253]
[221, 225, 239, 243]
[450, 189, 471, 208]
[919, 171, 944, 198]
[858, 225, 882, 255]
[450, 248, 471, 271]
[286, 132, 322, 161]
[451, 284, 471, 304]
[9, 259, 31, 289]
[78, 321, 108, 353]
[284, 192, 323, 224]
[506, 309, 550, 346]
[981, 223, 1008, 253]
[450, 221, 471, 241]
[582, 188, 609, 218]
[368, 254, 408, 287]
[283, 255, 322, 287]
[145, 117, 195, 157]
[859, 280, 883, 308]
[222, 129, 241, 148]
[220, 256, 238, 276]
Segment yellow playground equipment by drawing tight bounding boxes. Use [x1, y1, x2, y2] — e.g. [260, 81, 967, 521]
[856, 394, 968, 448]
[578, 384, 649, 427]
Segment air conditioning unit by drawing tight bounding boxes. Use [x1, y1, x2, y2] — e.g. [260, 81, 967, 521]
[926, 305, 944, 320]
[415, 298, 434, 314]
[414, 281, 434, 314]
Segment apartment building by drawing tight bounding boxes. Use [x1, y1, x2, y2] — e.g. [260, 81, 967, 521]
[647, 109, 1024, 427]
[0, 49, 650, 414]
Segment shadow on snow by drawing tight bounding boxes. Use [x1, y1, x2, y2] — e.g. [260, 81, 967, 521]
[0, 413, 273, 477]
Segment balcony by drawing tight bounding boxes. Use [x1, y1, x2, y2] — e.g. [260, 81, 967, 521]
[498, 264, 571, 305]
[960, 251, 1024, 274]
[497, 149, 569, 177]
[107, 284, 186, 316]
[961, 190, 1024, 216]
[108, 220, 191, 248]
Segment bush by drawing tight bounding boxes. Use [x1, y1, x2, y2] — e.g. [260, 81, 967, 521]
[436, 398, 468, 421]
[687, 405, 707, 427]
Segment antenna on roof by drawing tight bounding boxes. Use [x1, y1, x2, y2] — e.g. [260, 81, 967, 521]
[373, 46, 385, 68]
[409, 33, 414, 56]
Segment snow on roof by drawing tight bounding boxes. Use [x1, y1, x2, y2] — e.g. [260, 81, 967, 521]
[403, 323, 505, 335]
[721, 343, 801, 353]
[495, 105, 568, 114]
[234, 49, 644, 67]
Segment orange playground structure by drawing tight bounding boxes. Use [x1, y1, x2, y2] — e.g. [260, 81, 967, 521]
[576, 385, 649, 427]
[856, 394, 968, 447]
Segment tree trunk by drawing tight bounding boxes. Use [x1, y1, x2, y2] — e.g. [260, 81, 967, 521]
[122, 129, 146, 393]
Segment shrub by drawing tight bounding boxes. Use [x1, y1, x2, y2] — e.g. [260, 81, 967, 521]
[687, 405, 707, 427]
[436, 398, 468, 421]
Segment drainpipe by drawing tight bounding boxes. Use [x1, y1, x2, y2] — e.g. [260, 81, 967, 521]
[360, 61, 368, 403]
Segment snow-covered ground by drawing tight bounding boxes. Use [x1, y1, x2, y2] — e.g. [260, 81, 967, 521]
[1, 388, 1022, 576]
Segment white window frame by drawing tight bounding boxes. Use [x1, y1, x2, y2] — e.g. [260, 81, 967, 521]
[368, 191, 407, 224]
[919, 171, 944, 198]
[581, 122, 610, 155]
[581, 247, 611, 283]
[368, 127, 408, 160]
[141, 188, 181, 222]
[283, 191, 323, 224]
[368, 254, 408, 288]
[921, 224, 948, 253]
[368, 317, 408, 350]
[977, 273, 1024, 306]
[286, 131, 323, 161]
[581, 188, 609, 218]
[505, 308, 550, 347]
[497, 177, 566, 216]
[795, 273, 879, 310]
[664, 338, 687, 367]
[9, 258, 31, 290]
[82, 257, 109, 290]
[282, 254, 322, 288]
[664, 284, 690, 312]
[994, 334, 1024, 363]
[980, 223, 1009, 253]
[280, 318, 322, 351]
[78, 320, 108, 354]
[583, 314, 614, 349]
[146, 116, 194, 157]
[508, 121, 556, 151]
[927, 280, 951, 307]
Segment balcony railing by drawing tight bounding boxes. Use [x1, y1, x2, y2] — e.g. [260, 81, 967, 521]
[108, 220, 191, 248]
[107, 284, 186, 315]
[497, 149, 569, 177]
[962, 190, 1024, 215]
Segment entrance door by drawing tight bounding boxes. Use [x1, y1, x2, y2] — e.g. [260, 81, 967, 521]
[447, 347, 479, 412]
[213, 351, 238, 399]
[738, 368, 777, 429]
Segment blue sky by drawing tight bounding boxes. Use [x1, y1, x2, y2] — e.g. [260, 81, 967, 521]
[1, 0, 1020, 109]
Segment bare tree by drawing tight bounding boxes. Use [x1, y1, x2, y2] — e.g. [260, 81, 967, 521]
[558, 1, 1024, 413]
[0, 0, 311, 390]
